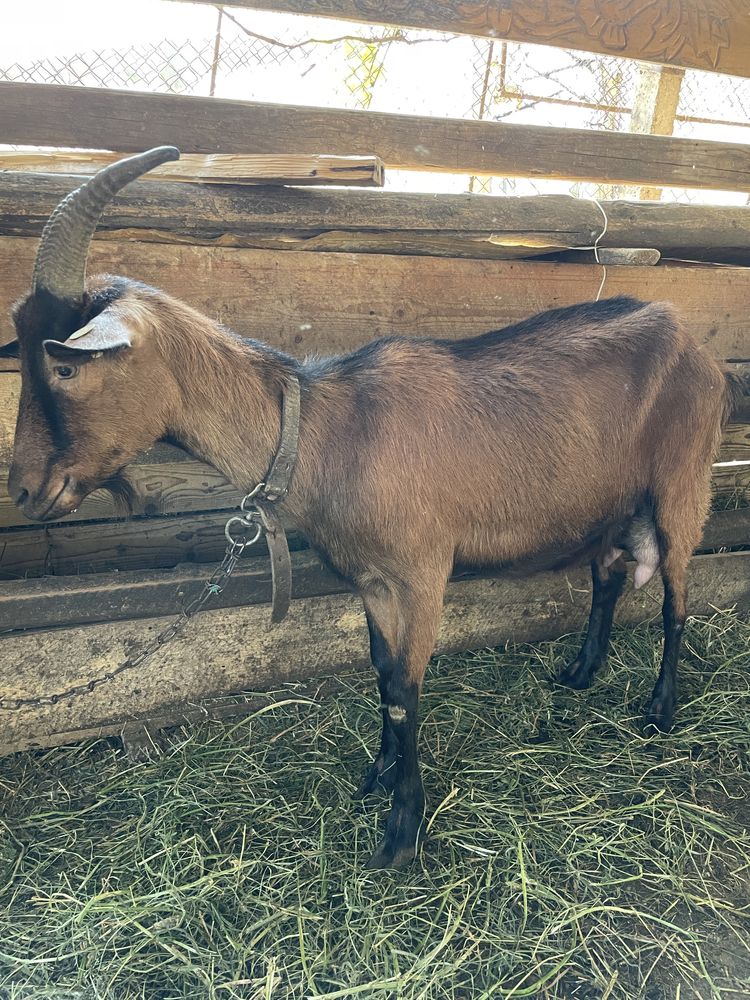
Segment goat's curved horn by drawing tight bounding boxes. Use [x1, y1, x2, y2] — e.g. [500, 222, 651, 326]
[32, 145, 180, 301]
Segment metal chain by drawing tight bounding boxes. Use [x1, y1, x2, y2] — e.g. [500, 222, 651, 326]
[0, 496, 266, 712]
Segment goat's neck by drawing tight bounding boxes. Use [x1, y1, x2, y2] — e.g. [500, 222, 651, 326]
[162, 326, 295, 505]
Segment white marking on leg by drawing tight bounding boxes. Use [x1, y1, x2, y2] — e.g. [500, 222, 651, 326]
[387, 704, 407, 723]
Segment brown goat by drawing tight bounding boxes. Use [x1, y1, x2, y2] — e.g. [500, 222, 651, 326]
[6, 149, 743, 869]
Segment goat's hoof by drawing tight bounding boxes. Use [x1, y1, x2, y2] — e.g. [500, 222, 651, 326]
[558, 657, 595, 690]
[645, 695, 675, 735]
[364, 844, 417, 871]
[363, 803, 425, 870]
[353, 756, 398, 800]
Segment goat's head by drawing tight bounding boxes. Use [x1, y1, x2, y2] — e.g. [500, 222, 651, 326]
[6, 147, 180, 520]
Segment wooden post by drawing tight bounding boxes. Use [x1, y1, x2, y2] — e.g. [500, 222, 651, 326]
[630, 63, 686, 201]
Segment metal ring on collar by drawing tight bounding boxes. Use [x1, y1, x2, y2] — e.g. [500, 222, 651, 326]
[224, 515, 263, 551]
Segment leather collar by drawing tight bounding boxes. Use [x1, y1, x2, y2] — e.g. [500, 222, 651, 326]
[255, 373, 301, 623]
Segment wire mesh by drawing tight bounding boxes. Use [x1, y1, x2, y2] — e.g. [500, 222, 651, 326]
[1, 3, 748, 204]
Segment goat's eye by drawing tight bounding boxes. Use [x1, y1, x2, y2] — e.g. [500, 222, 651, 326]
[53, 364, 77, 380]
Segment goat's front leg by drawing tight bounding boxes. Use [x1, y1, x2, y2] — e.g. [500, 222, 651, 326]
[353, 605, 401, 799]
[355, 573, 448, 870]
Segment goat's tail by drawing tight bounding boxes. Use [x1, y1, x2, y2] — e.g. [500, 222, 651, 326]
[724, 367, 750, 423]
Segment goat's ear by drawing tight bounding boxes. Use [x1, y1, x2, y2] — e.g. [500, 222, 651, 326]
[0, 339, 19, 359]
[43, 308, 133, 359]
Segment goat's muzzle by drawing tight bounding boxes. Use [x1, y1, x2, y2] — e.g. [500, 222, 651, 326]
[8, 464, 81, 522]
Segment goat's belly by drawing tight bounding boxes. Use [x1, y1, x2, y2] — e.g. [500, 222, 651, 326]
[453, 515, 627, 577]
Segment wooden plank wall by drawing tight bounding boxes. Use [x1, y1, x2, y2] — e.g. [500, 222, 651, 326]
[0, 52, 748, 749]
[180, 0, 750, 79]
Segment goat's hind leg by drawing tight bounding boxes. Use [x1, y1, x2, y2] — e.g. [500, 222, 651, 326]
[646, 503, 704, 733]
[646, 454, 715, 732]
[559, 555, 627, 690]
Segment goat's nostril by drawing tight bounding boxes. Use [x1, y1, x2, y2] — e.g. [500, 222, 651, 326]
[15, 488, 29, 509]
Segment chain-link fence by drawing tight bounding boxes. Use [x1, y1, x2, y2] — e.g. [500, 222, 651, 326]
[3, 1, 749, 205]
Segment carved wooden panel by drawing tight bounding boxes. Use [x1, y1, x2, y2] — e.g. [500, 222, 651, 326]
[194, 1, 750, 77]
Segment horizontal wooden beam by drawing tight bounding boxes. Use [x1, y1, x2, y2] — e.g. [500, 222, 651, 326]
[713, 461, 750, 497]
[179, 0, 750, 79]
[3, 174, 750, 264]
[0, 549, 342, 632]
[1, 551, 747, 755]
[0, 508, 301, 580]
[3, 84, 750, 191]
[0, 151, 385, 187]
[722, 422, 750, 461]
[2, 508, 747, 631]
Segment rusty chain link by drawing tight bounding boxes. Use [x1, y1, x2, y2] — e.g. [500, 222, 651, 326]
[0, 501, 265, 712]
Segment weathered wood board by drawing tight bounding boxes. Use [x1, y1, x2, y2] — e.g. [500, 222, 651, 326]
[4, 174, 750, 264]
[0, 510, 252, 579]
[2, 491, 747, 583]
[0, 549, 342, 631]
[629, 64, 685, 201]
[3, 84, 750, 191]
[0, 152, 385, 187]
[1, 552, 747, 755]
[183, 0, 750, 79]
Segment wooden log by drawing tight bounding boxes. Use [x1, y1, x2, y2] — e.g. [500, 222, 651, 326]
[549, 248, 661, 266]
[0, 450, 742, 534]
[0, 551, 747, 755]
[3, 83, 750, 192]
[178, 1, 750, 79]
[0, 509, 301, 580]
[0, 505, 309, 580]
[1, 508, 746, 631]
[3, 173, 750, 264]
[0, 151, 385, 187]
[712, 461, 750, 498]
[702, 507, 750, 549]
[1, 475, 746, 582]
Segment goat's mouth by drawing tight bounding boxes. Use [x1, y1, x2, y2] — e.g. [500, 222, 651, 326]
[23, 475, 79, 522]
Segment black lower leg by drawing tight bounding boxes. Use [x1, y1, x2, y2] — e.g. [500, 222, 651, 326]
[355, 611, 400, 799]
[355, 573, 447, 869]
[560, 559, 626, 689]
[365, 677, 425, 870]
[647, 578, 684, 733]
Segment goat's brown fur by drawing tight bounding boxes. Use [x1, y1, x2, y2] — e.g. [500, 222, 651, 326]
[9, 276, 733, 869]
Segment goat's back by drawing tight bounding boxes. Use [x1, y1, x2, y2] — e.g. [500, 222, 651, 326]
[301, 297, 725, 574]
